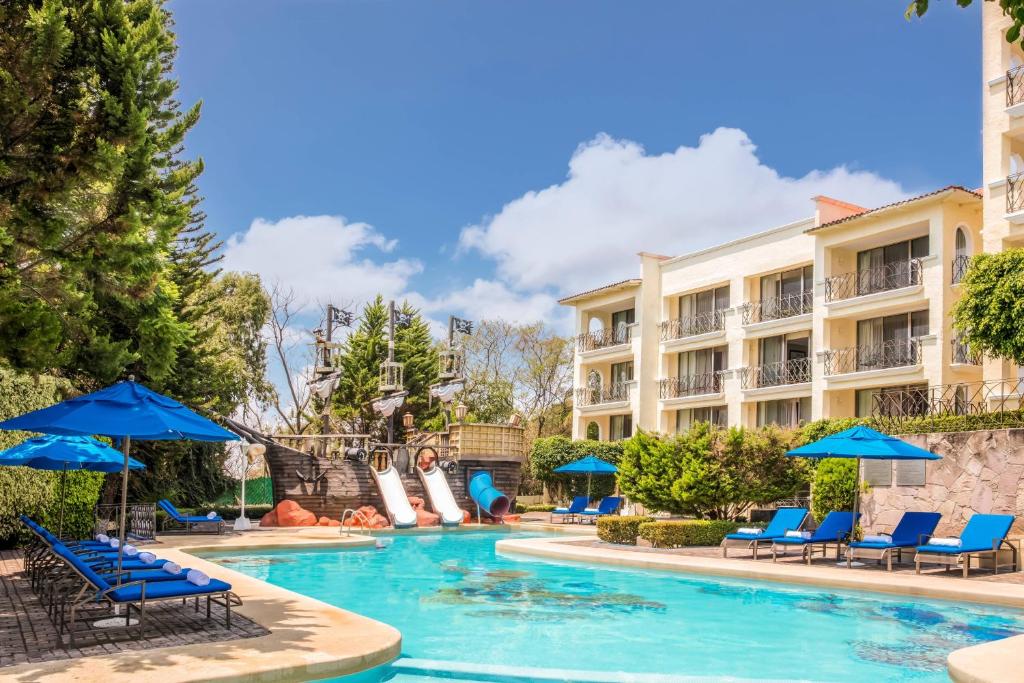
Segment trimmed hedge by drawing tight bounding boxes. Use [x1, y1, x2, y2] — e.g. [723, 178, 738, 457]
[515, 503, 557, 513]
[637, 520, 742, 548]
[596, 515, 654, 545]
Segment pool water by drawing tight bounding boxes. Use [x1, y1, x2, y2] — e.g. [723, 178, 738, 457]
[200, 531, 1024, 682]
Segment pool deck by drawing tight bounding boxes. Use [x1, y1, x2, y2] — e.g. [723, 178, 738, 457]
[1, 526, 401, 683]
[495, 534, 1024, 683]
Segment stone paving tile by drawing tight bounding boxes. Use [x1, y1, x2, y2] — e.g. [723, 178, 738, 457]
[0, 550, 269, 668]
[567, 539, 1024, 583]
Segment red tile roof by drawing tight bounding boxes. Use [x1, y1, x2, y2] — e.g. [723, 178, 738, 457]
[807, 185, 981, 232]
[558, 279, 642, 305]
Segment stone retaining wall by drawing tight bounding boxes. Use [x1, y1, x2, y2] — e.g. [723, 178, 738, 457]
[860, 429, 1024, 535]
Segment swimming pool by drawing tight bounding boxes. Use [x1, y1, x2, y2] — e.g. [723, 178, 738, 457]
[200, 530, 1024, 682]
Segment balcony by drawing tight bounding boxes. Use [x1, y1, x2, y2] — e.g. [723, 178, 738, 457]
[660, 310, 725, 341]
[952, 334, 981, 365]
[1008, 173, 1024, 217]
[951, 254, 970, 285]
[824, 259, 922, 303]
[575, 382, 630, 407]
[576, 326, 631, 353]
[659, 372, 722, 400]
[741, 358, 811, 390]
[823, 339, 921, 376]
[1008, 64, 1024, 107]
[740, 292, 812, 325]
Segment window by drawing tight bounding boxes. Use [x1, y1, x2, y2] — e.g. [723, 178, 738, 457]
[759, 265, 813, 319]
[856, 236, 928, 294]
[610, 414, 633, 441]
[611, 361, 633, 385]
[675, 346, 726, 395]
[676, 405, 728, 432]
[679, 285, 730, 318]
[953, 228, 970, 285]
[855, 310, 927, 371]
[756, 397, 810, 428]
[610, 308, 635, 343]
[855, 384, 928, 418]
[585, 421, 600, 440]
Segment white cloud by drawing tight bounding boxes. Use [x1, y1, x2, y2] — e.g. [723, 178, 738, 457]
[413, 279, 569, 332]
[222, 215, 421, 304]
[459, 127, 910, 293]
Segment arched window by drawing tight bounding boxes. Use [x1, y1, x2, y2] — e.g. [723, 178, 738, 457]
[585, 421, 600, 440]
[953, 227, 970, 284]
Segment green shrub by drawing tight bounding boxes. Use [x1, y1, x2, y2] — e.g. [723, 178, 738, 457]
[637, 520, 742, 548]
[596, 515, 653, 545]
[811, 459, 856, 523]
[515, 503, 557, 513]
[529, 436, 622, 501]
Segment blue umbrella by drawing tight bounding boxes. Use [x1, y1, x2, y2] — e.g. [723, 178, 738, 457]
[0, 379, 237, 575]
[0, 435, 145, 536]
[554, 455, 618, 499]
[787, 425, 940, 522]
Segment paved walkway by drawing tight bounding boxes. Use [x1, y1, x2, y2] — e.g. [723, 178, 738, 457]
[0, 550, 268, 668]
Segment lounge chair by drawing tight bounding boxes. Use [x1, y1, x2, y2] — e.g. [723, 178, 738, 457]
[550, 496, 589, 524]
[721, 507, 808, 560]
[845, 511, 941, 570]
[914, 514, 1018, 578]
[50, 543, 240, 645]
[158, 499, 224, 534]
[579, 497, 622, 523]
[771, 511, 859, 564]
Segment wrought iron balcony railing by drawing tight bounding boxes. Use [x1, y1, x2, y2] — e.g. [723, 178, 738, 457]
[658, 372, 723, 399]
[741, 357, 812, 389]
[951, 334, 981, 365]
[575, 325, 632, 353]
[740, 291, 812, 325]
[872, 376, 1024, 434]
[1008, 64, 1024, 107]
[823, 258, 922, 302]
[951, 254, 970, 285]
[1008, 172, 1024, 215]
[823, 338, 922, 376]
[575, 382, 630, 407]
[659, 310, 725, 341]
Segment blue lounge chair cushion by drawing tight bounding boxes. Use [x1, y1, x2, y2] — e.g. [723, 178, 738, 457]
[107, 578, 232, 602]
[114, 568, 192, 582]
[851, 511, 942, 550]
[159, 499, 223, 523]
[774, 511, 859, 545]
[581, 497, 622, 516]
[726, 508, 808, 541]
[915, 514, 1015, 555]
[553, 496, 589, 515]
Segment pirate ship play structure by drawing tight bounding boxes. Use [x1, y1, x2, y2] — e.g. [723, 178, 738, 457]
[227, 303, 524, 527]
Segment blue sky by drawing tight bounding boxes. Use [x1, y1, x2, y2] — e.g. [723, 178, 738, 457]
[169, 0, 981, 329]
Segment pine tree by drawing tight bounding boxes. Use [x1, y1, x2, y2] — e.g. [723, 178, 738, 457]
[394, 302, 441, 435]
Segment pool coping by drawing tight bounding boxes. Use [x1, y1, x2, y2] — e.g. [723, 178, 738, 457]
[494, 535, 1024, 683]
[1, 528, 401, 683]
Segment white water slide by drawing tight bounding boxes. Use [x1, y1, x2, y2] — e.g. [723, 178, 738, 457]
[416, 466, 464, 527]
[370, 465, 418, 528]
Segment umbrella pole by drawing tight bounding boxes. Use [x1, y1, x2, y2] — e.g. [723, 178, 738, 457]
[57, 462, 67, 538]
[853, 456, 861, 536]
[116, 436, 131, 582]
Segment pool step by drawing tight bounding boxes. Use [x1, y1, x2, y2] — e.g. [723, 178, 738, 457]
[386, 658, 803, 683]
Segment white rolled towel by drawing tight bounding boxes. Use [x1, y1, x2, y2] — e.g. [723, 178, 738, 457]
[123, 544, 138, 557]
[163, 561, 182, 576]
[785, 530, 812, 539]
[186, 569, 210, 587]
[138, 552, 158, 565]
[862, 534, 893, 544]
[927, 536, 962, 547]
[737, 527, 762, 535]
[206, 511, 218, 520]
[108, 538, 120, 548]
[96, 533, 109, 543]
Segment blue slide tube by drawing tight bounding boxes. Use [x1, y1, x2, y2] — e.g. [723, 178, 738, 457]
[468, 472, 510, 519]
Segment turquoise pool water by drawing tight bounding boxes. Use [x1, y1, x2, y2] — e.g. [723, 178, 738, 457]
[200, 531, 1024, 682]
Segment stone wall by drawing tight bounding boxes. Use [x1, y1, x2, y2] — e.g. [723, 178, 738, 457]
[860, 429, 1024, 535]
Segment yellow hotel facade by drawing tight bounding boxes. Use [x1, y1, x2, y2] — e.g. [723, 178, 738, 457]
[561, 5, 1020, 442]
